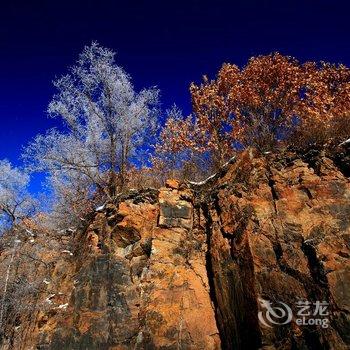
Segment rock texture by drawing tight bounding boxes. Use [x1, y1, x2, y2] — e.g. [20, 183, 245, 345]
[199, 150, 350, 349]
[0, 150, 350, 349]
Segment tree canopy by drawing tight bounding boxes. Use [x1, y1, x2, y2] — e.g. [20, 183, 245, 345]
[156, 53, 350, 174]
[0, 160, 35, 232]
[24, 42, 159, 198]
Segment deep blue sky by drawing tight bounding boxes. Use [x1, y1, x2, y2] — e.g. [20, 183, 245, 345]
[0, 0, 349, 192]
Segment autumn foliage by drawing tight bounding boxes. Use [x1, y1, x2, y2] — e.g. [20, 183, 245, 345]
[3, 49, 348, 231]
[155, 53, 350, 178]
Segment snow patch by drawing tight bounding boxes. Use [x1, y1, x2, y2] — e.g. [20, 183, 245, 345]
[339, 138, 350, 147]
[188, 172, 216, 186]
[188, 156, 236, 186]
[61, 250, 73, 256]
[25, 229, 34, 236]
[95, 204, 106, 212]
[303, 238, 315, 244]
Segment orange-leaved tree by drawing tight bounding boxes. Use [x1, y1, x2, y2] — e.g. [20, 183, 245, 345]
[153, 105, 214, 180]
[294, 61, 350, 149]
[156, 53, 350, 176]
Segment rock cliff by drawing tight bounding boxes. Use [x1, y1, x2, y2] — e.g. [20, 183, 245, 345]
[0, 149, 349, 349]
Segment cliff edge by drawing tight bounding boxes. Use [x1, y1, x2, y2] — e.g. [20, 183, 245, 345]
[1, 149, 349, 349]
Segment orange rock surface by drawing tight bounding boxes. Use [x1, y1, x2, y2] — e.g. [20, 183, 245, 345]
[0, 150, 349, 349]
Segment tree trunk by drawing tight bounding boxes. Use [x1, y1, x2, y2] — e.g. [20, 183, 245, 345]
[119, 140, 127, 192]
[0, 233, 19, 334]
[109, 135, 117, 197]
[119, 134, 130, 193]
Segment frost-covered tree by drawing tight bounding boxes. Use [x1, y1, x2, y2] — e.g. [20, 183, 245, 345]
[25, 42, 159, 197]
[43, 170, 104, 230]
[0, 160, 35, 232]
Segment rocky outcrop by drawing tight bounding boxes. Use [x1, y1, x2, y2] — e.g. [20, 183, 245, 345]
[199, 150, 350, 349]
[0, 186, 220, 350]
[0, 150, 349, 349]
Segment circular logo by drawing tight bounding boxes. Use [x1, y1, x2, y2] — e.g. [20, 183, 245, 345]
[258, 298, 293, 328]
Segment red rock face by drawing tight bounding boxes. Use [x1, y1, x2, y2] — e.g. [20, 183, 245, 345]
[0, 188, 220, 350]
[201, 150, 350, 349]
[0, 150, 349, 349]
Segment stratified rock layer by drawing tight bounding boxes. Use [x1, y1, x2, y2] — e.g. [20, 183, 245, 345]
[1, 150, 349, 349]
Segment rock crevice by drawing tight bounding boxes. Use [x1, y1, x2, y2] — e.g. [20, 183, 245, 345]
[1, 150, 350, 349]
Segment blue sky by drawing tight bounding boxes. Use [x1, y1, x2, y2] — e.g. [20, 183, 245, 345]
[0, 0, 349, 193]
